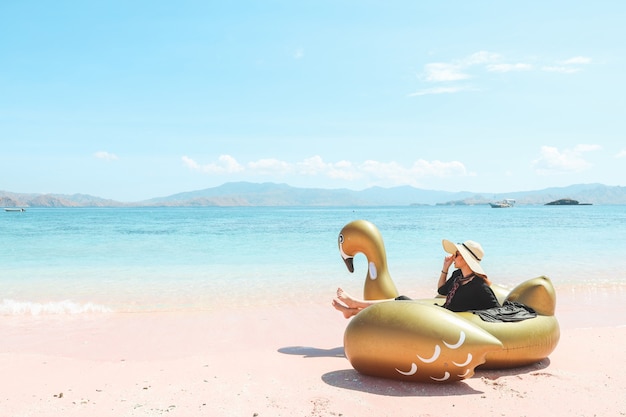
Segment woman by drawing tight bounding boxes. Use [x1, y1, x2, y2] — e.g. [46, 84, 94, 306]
[332, 239, 500, 318]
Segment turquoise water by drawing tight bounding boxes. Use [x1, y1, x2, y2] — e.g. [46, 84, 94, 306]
[1, 205, 625, 314]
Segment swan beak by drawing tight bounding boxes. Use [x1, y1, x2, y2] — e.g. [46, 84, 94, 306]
[343, 256, 355, 273]
[338, 233, 354, 272]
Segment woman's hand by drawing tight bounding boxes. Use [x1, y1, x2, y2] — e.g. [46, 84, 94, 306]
[442, 254, 454, 272]
[438, 254, 454, 288]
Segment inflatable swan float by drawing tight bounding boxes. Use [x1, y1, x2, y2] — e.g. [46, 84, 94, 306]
[338, 220, 560, 383]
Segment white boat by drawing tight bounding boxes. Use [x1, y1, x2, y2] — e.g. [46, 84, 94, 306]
[4, 208, 26, 212]
[489, 199, 515, 208]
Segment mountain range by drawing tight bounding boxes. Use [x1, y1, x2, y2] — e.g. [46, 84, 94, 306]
[2, 182, 626, 208]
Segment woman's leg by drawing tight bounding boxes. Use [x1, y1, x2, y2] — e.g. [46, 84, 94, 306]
[331, 299, 361, 319]
[332, 287, 396, 319]
[336, 288, 392, 308]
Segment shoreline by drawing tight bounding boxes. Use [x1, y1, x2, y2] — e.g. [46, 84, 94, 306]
[1, 286, 625, 416]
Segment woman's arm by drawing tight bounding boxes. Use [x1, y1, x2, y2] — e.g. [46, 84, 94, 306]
[438, 254, 455, 288]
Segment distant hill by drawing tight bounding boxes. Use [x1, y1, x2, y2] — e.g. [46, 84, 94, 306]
[0, 191, 124, 208]
[447, 183, 626, 206]
[140, 182, 473, 206]
[2, 182, 626, 207]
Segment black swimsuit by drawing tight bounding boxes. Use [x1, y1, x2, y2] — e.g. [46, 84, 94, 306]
[437, 270, 500, 312]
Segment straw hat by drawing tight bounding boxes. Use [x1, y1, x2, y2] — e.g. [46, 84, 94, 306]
[442, 239, 486, 275]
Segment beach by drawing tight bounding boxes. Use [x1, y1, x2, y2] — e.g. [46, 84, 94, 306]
[2, 206, 626, 416]
[1, 284, 625, 417]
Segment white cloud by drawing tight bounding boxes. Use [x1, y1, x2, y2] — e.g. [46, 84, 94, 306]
[543, 56, 592, 73]
[615, 150, 626, 158]
[532, 145, 600, 174]
[424, 63, 469, 82]
[248, 158, 292, 174]
[410, 159, 469, 177]
[357, 159, 471, 187]
[326, 160, 361, 181]
[422, 51, 500, 82]
[292, 156, 362, 181]
[182, 154, 244, 174]
[463, 51, 501, 65]
[542, 66, 581, 74]
[408, 86, 471, 97]
[414, 51, 528, 96]
[94, 151, 119, 161]
[414, 51, 591, 96]
[181, 156, 200, 170]
[182, 154, 472, 186]
[562, 56, 592, 65]
[487, 63, 533, 72]
[296, 155, 328, 175]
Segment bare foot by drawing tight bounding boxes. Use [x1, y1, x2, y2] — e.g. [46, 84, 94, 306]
[332, 299, 359, 319]
[336, 288, 361, 308]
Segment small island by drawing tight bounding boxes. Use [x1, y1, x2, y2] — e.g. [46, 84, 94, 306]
[545, 198, 592, 206]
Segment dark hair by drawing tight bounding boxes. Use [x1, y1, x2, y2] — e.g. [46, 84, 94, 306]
[476, 273, 491, 286]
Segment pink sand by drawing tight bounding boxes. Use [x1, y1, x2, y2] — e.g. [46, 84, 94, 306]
[1, 285, 625, 416]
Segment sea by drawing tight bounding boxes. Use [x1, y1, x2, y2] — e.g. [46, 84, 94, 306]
[1, 205, 626, 316]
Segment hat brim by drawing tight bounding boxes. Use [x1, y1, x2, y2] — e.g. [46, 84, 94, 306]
[442, 239, 486, 275]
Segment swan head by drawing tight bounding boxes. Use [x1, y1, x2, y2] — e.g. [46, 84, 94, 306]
[338, 220, 387, 272]
[338, 220, 399, 300]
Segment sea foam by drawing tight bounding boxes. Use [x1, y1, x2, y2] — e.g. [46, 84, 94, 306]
[0, 299, 113, 316]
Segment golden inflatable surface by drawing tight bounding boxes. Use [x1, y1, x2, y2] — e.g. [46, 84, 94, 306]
[345, 301, 503, 382]
[338, 220, 561, 383]
[338, 219, 399, 300]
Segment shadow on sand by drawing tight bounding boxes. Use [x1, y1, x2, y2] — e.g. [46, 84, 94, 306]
[278, 345, 345, 358]
[321, 359, 550, 397]
[321, 368, 482, 396]
[279, 344, 551, 397]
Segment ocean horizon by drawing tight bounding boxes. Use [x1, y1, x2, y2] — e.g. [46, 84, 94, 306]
[2, 205, 625, 316]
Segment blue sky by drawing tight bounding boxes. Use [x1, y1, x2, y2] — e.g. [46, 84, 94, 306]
[1, 1, 625, 201]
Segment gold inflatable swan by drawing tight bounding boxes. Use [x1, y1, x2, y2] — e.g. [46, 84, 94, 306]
[338, 220, 560, 383]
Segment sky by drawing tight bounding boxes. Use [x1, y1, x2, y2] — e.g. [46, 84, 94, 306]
[1, 1, 625, 202]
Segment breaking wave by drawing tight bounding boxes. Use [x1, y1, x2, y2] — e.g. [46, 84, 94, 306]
[0, 299, 113, 316]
